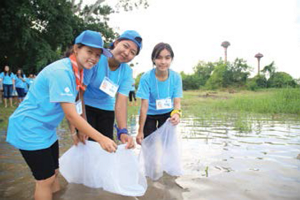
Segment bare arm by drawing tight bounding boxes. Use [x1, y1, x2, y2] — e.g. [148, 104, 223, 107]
[61, 102, 117, 152]
[170, 97, 181, 125]
[136, 99, 149, 145]
[115, 93, 134, 149]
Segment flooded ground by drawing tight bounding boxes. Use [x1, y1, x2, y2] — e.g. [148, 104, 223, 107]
[1, 114, 300, 200]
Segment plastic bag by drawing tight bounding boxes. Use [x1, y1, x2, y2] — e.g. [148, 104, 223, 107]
[59, 141, 147, 196]
[139, 119, 183, 181]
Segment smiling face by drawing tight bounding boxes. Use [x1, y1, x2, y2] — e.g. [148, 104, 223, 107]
[74, 45, 102, 70]
[111, 40, 138, 63]
[153, 49, 173, 73]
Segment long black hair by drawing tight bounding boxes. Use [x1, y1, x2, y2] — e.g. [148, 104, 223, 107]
[3, 65, 12, 76]
[16, 68, 24, 78]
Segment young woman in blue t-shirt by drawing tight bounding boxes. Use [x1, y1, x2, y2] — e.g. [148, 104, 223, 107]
[0, 65, 15, 108]
[6, 30, 119, 200]
[83, 30, 142, 146]
[136, 43, 183, 145]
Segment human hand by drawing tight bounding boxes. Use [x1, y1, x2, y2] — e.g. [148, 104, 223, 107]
[98, 136, 118, 153]
[136, 132, 144, 145]
[170, 113, 180, 125]
[120, 134, 135, 149]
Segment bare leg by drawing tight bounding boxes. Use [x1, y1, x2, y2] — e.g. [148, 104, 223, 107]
[4, 98, 7, 108]
[9, 98, 13, 107]
[52, 169, 60, 193]
[35, 174, 56, 200]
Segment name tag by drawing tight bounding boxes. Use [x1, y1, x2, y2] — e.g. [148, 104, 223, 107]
[156, 98, 172, 110]
[99, 77, 119, 97]
[76, 100, 83, 115]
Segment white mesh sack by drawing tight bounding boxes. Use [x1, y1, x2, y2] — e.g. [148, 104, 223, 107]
[139, 119, 183, 181]
[59, 141, 147, 196]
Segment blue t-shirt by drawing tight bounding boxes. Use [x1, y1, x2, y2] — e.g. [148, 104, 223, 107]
[6, 58, 79, 150]
[15, 74, 27, 89]
[0, 72, 15, 85]
[26, 78, 35, 86]
[136, 69, 183, 115]
[84, 56, 133, 111]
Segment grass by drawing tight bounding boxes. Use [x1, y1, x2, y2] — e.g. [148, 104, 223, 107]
[1, 89, 299, 133]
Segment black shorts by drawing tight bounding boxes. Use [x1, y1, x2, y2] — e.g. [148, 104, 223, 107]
[144, 112, 171, 138]
[19, 140, 59, 180]
[86, 105, 115, 140]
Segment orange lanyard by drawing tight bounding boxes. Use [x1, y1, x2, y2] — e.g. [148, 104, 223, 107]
[69, 54, 85, 91]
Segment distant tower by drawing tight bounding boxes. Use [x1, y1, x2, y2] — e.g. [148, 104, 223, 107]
[221, 41, 230, 63]
[255, 53, 263, 75]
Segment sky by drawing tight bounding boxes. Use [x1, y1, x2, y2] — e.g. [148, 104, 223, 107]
[90, 0, 300, 78]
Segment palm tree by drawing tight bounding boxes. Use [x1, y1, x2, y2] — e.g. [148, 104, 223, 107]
[221, 41, 230, 63]
[261, 61, 275, 79]
[255, 53, 263, 75]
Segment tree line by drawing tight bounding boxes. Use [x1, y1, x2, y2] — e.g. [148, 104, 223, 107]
[0, 0, 148, 74]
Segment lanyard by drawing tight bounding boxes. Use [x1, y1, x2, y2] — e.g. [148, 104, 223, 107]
[155, 69, 170, 99]
[69, 54, 85, 92]
[106, 62, 121, 85]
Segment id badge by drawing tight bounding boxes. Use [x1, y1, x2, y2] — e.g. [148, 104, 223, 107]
[75, 100, 83, 115]
[99, 77, 119, 97]
[156, 98, 172, 110]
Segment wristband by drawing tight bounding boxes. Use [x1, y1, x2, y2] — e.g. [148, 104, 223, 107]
[171, 109, 182, 117]
[114, 125, 128, 140]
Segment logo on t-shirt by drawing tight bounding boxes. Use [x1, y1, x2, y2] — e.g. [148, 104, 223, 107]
[60, 87, 73, 96]
[64, 87, 70, 93]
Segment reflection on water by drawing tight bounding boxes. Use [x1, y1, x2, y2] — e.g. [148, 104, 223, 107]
[1, 114, 300, 200]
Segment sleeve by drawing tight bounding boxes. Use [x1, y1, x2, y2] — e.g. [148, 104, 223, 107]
[48, 69, 77, 103]
[117, 67, 132, 96]
[0, 72, 3, 79]
[173, 73, 183, 98]
[136, 74, 150, 100]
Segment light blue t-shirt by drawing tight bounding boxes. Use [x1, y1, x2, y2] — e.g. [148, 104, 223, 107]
[6, 58, 79, 150]
[136, 68, 183, 115]
[26, 78, 35, 86]
[84, 56, 133, 111]
[15, 74, 27, 89]
[0, 72, 15, 85]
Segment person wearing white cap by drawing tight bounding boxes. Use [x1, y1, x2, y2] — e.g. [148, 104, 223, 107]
[83, 30, 142, 148]
[6, 30, 116, 200]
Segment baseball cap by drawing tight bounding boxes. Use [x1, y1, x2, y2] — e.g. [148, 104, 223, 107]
[118, 30, 142, 54]
[75, 30, 112, 57]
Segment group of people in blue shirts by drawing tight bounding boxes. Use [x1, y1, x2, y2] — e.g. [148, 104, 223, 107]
[5, 29, 183, 200]
[0, 67, 35, 107]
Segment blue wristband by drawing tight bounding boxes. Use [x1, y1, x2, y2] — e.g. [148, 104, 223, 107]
[114, 125, 128, 140]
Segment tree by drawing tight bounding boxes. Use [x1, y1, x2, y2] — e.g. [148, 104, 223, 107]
[0, 0, 148, 74]
[246, 75, 267, 91]
[268, 72, 296, 88]
[261, 61, 276, 79]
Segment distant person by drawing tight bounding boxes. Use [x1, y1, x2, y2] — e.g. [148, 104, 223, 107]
[15, 68, 27, 103]
[136, 42, 183, 144]
[26, 74, 35, 88]
[0, 65, 15, 108]
[6, 30, 117, 200]
[129, 78, 137, 106]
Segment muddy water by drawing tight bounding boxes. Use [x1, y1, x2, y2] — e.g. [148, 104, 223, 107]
[0, 115, 300, 200]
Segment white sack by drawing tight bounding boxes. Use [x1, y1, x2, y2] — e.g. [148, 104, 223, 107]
[59, 141, 147, 197]
[139, 119, 183, 181]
